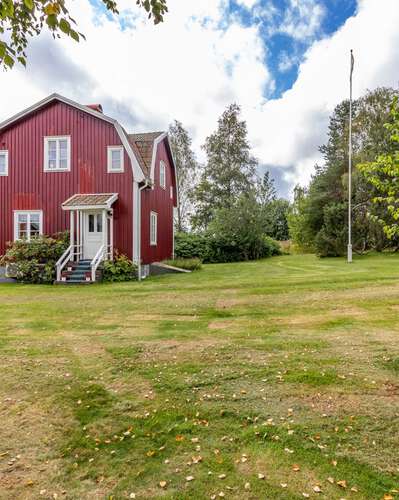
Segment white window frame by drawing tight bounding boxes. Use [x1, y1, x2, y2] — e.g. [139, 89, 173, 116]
[0, 150, 8, 176]
[107, 146, 124, 173]
[13, 210, 43, 242]
[150, 211, 158, 246]
[159, 160, 166, 189]
[44, 136, 71, 172]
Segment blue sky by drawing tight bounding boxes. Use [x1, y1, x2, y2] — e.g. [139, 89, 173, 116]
[249, 0, 358, 98]
[1, 0, 398, 197]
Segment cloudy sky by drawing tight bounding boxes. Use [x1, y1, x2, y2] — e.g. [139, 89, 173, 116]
[1, 0, 398, 197]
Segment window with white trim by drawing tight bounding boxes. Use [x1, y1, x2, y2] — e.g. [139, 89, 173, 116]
[159, 160, 166, 189]
[170, 186, 173, 200]
[107, 146, 124, 173]
[44, 136, 70, 171]
[150, 211, 157, 246]
[14, 211, 43, 241]
[0, 150, 9, 176]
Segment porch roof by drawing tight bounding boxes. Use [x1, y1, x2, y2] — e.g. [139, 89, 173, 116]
[62, 193, 118, 210]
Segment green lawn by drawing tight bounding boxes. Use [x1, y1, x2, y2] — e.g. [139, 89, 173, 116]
[1, 253, 399, 499]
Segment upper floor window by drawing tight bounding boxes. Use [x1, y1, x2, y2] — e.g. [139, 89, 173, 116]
[0, 150, 8, 176]
[107, 146, 124, 173]
[159, 160, 166, 189]
[150, 211, 157, 246]
[14, 211, 43, 241]
[44, 136, 71, 171]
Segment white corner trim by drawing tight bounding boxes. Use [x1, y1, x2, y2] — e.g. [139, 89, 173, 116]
[133, 181, 140, 263]
[114, 123, 145, 182]
[149, 133, 179, 211]
[107, 145, 124, 173]
[0, 150, 9, 176]
[149, 132, 168, 182]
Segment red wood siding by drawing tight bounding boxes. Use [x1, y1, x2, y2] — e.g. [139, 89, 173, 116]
[0, 101, 134, 257]
[141, 140, 177, 264]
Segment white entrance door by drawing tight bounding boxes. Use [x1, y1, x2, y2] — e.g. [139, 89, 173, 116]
[84, 212, 103, 259]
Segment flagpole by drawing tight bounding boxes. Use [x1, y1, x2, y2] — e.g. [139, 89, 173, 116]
[347, 49, 353, 263]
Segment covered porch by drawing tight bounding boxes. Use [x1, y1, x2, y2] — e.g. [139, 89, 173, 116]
[56, 193, 118, 282]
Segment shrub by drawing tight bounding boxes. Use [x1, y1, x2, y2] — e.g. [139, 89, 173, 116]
[102, 254, 137, 282]
[174, 232, 209, 260]
[164, 258, 202, 271]
[0, 235, 69, 284]
[175, 196, 282, 265]
[314, 203, 347, 257]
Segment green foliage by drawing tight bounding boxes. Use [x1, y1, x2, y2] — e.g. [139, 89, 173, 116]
[176, 195, 281, 264]
[314, 203, 347, 257]
[289, 87, 399, 256]
[207, 194, 281, 262]
[192, 103, 258, 230]
[163, 258, 202, 271]
[0, 234, 68, 283]
[102, 254, 137, 282]
[0, 0, 167, 69]
[174, 232, 209, 260]
[168, 120, 199, 232]
[263, 198, 290, 241]
[287, 186, 316, 253]
[358, 97, 399, 239]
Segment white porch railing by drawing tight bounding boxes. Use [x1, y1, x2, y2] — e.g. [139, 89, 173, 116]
[55, 244, 83, 281]
[91, 245, 106, 282]
[56, 245, 73, 282]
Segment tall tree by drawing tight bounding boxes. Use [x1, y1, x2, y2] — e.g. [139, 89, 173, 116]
[168, 120, 199, 232]
[358, 97, 399, 240]
[288, 87, 399, 256]
[192, 103, 258, 230]
[258, 171, 276, 206]
[0, 0, 167, 69]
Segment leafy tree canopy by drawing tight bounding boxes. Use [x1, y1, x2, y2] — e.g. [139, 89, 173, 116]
[0, 0, 167, 69]
[288, 87, 399, 256]
[358, 97, 399, 239]
[168, 120, 199, 232]
[192, 103, 258, 230]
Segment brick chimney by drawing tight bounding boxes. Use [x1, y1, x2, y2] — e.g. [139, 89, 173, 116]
[86, 104, 103, 113]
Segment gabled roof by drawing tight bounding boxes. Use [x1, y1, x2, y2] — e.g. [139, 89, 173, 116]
[62, 193, 118, 210]
[127, 132, 164, 176]
[0, 93, 177, 186]
[0, 93, 145, 182]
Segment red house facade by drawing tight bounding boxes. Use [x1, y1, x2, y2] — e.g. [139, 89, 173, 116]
[0, 94, 178, 282]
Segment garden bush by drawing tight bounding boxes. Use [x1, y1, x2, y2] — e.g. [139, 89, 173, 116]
[174, 232, 210, 260]
[174, 232, 281, 264]
[102, 254, 137, 282]
[0, 234, 69, 284]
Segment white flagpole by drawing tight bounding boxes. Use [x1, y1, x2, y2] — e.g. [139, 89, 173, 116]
[347, 49, 354, 263]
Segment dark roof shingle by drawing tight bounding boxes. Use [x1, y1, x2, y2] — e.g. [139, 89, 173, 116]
[127, 132, 164, 176]
[62, 193, 118, 208]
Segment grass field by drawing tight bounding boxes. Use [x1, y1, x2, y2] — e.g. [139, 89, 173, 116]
[0, 253, 399, 500]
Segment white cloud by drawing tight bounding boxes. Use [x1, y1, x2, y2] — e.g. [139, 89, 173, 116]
[258, 0, 325, 41]
[0, 0, 398, 196]
[279, 0, 325, 40]
[278, 51, 298, 72]
[236, 0, 259, 9]
[245, 0, 399, 189]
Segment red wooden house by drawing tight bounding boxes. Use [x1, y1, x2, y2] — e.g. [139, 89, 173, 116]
[0, 94, 178, 282]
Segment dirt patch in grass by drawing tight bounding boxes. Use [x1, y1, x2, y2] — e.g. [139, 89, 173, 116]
[139, 338, 226, 362]
[0, 400, 72, 499]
